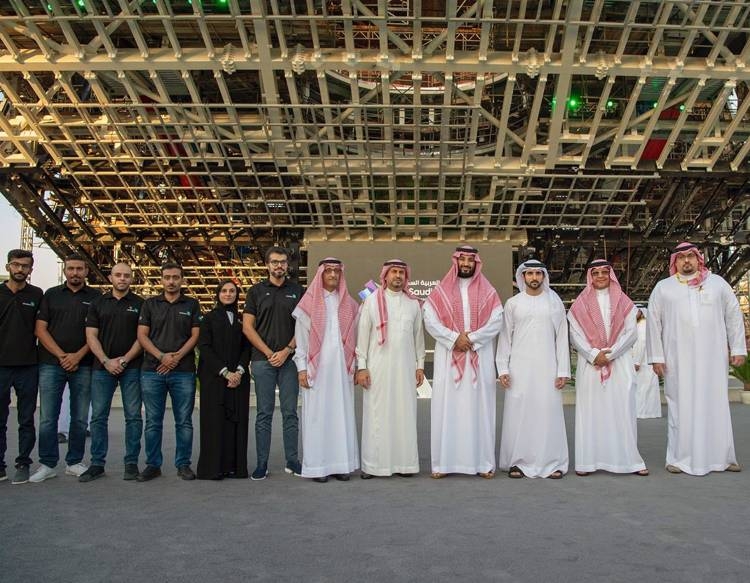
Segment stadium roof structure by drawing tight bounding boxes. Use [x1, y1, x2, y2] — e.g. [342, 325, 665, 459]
[1, 0, 750, 303]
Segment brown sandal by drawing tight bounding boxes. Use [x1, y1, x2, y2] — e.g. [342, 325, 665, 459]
[477, 470, 495, 479]
[508, 466, 524, 479]
[430, 472, 446, 479]
[548, 470, 563, 479]
[633, 468, 649, 476]
[575, 470, 592, 476]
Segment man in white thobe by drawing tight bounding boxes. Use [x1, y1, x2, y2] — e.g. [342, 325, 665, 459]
[293, 258, 359, 483]
[568, 259, 648, 476]
[647, 242, 746, 475]
[497, 260, 570, 479]
[632, 306, 661, 419]
[423, 246, 503, 479]
[355, 259, 425, 478]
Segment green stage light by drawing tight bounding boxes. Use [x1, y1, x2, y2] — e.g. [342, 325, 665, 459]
[606, 100, 615, 109]
[679, 104, 686, 112]
[567, 96, 582, 111]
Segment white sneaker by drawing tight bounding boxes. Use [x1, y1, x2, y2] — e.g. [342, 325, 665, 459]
[29, 465, 58, 483]
[65, 463, 88, 477]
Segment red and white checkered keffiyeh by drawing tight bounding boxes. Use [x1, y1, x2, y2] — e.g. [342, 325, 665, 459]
[295, 258, 359, 380]
[569, 260, 634, 383]
[375, 259, 418, 346]
[669, 242, 710, 287]
[426, 247, 502, 383]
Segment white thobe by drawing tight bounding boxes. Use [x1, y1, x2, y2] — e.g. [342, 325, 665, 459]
[568, 294, 646, 473]
[647, 274, 746, 475]
[357, 289, 426, 476]
[632, 318, 662, 419]
[496, 291, 570, 478]
[293, 291, 360, 478]
[423, 279, 503, 475]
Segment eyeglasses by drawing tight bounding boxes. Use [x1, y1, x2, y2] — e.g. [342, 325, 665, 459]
[8, 262, 32, 270]
[268, 260, 288, 266]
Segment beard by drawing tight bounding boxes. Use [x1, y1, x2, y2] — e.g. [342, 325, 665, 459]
[458, 268, 475, 279]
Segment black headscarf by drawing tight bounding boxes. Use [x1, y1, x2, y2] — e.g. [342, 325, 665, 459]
[214, 280, 241, 314]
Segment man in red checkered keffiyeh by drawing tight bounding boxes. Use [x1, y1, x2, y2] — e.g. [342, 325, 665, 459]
[423, 246, 504, 479]
[568, 259, 647, 477]
[355, 259, 425, 478]
[292, 258, 360, 481]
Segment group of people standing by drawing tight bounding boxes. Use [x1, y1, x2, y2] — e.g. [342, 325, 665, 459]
[0, 241, 745, 486]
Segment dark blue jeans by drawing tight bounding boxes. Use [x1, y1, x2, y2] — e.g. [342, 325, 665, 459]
[0, 365, 38, 469]
[38, 363, 91, 468]
[141, 371, 195, 469]
[90, 368, 142, 467]
[252, 359, 299, 468]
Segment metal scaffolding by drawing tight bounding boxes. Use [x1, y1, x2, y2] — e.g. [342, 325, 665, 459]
[0, 1, 749, 304]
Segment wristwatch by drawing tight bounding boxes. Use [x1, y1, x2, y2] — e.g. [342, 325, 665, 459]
[119, 358, 128, 368]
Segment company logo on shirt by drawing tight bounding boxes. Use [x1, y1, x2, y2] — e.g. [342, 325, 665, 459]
[286, 294, 297, 299]
[22, 301, 36, 307]
[178, 310, 192, 317]
[126, 306, 139, 314]
[82, 301, 92, 305]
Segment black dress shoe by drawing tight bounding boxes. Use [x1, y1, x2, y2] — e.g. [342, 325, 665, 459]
[123, 464, 140, 481]
[334, 474, 350, 481]
[360, 471, 374, 480]
[177, 465, 196, 481]
[396, 472, 417, 477]
[136, 465, 162, 482]
[312, 476, 329, 483]
[78, 465, 105, 483]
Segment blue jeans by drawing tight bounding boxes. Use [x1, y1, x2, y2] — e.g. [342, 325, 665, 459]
[90, 368, 142, 467]
[252, 359, 299, 468]
[0, 365, 38, 469]
[38, 363, 91, 468]
[141, 371, 195, 468]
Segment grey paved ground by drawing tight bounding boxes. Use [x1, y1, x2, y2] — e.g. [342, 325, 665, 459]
[1, 394, 749, 583]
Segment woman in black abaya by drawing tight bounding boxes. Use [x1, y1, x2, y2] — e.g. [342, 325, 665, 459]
[197, 280, 251, 479]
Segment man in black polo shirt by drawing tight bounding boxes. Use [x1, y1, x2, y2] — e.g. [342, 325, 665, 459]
[137, 263, 201, 482]
[243, 246, 304, 480]
[80, 262, 144, 482]
[0, 249, 44, 484]
[30, 253, 100, 483]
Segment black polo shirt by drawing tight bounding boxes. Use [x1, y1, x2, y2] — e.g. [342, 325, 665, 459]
[0, 281, 44, 367]
[139, 293, 201, 372]
[243, 278, 303, 361]
[86, 291, 144, 370]
[37, 284, 101, 366]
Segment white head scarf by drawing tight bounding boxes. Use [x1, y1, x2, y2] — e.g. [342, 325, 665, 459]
[514, 259, 565, 328]
[515, 259, 551, 293]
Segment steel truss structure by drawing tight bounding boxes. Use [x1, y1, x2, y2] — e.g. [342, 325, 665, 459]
[1, 0, 750, 303]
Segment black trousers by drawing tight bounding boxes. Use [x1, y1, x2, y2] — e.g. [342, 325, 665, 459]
[0, 365, 38, 469]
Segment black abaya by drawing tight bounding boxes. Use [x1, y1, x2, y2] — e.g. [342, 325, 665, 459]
[196, 308, 251, 479]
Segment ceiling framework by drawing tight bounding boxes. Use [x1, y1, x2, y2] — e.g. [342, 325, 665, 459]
[0, 0, 749, 303]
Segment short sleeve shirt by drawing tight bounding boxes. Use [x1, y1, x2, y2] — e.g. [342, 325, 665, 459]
[139, 293, 201, 372]
[86, 291, 144, 370]
[0, 282, 44, 367]
[243, 278, 303, 361]
[37, 284, 101, 366]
